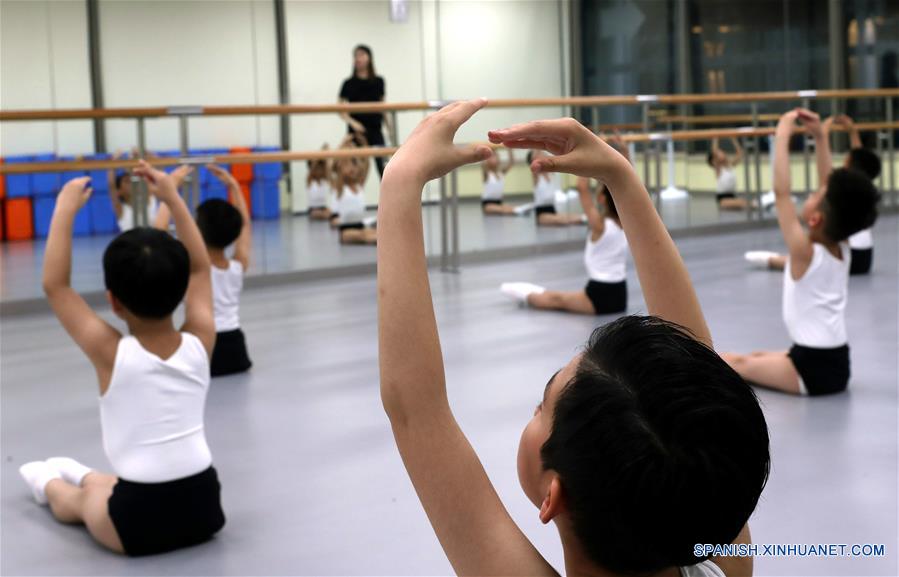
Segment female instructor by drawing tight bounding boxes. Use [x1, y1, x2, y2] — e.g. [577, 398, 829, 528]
[338, 44, 393, 179]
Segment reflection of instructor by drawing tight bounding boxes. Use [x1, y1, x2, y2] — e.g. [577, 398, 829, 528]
[338, 44, 393, 178]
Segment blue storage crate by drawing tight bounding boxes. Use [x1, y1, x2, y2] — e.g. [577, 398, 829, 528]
[5, 155, 33, 198]
[59, 155, 87, 188]
[87, 153, 111, 192]
[89, 192, 118, 234]
[253, 146, 283, 180]
[250, 180, 280, 219]
[33, 195, 91, 237]
[32, 154, 60, 196]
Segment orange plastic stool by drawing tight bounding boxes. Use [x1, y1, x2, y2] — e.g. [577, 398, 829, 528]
[5, 197, 34, 240]
[230, 147, 254, 184]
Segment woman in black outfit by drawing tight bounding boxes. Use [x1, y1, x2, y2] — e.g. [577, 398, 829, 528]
[338, 45, 392, 179]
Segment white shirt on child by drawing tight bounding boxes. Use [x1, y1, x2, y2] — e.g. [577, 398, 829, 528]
[782, 242, 850, 348]
[680, 560, 726, 577]
[534, 174, 560, 206]
[308, 179, 331, 209]
[716, 168, 736, 193]
[117, 197, 159, 232]
[100, 333, 213, 483]
[212, 260, 244, 332]
[338, 185, 366, 224]
[848, 228, 873, 250]
[482, 172, 505, 201]
[584, 218, 628, 283]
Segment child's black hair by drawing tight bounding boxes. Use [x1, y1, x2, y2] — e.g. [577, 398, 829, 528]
[821, 168, 880, 242]
[195, 199, 243, 250]
[103, 228, 190, 319]
[541, 316, 770, 574]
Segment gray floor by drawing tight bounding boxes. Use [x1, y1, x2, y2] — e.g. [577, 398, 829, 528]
[1, 193, 763, 303]
[1, 216, 896, 576]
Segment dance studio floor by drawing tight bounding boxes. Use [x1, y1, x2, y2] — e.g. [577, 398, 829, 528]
[1, 215, 896, 576]
[1, 193, 757, 305]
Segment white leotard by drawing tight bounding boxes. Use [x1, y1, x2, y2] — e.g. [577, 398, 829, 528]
[584, 218, 627, 283]
[338, 185, 366, 224]
[782, 242, 850, 348]
[716, 168, 736, 194]
[212, 260, 244, 332]
[307, 179, 331, 209]
[100, 333, 212, 483]
[534, 174, 559, 206]
[680, 560, 726, 577]
[482, 172, 505, 201]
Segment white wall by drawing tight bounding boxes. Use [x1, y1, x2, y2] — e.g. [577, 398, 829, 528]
[98, 0, 280, 152]
[0, 0, 93, 156]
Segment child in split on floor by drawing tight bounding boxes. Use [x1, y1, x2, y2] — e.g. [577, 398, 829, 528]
[481, 147, 529, 216]
[500, 175, 629, 315]
[745, 114, 882, 276]
[107, 150, 190, 231]
[308, 144, 334, 221]
[708, 137, 751, 211]
[722, 109, 879, 396]
[330, 134, 377, 245]
[529, 149, 586, 226]
[20, 161, 225, 556]
[378, 100, 770, 577]
[155, 165, 254, 377]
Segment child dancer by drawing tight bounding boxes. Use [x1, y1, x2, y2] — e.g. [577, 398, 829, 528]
[19, 162, 225, 555]
[481, 148, 527, 215]
[745, 114, 882, 276]
[528, 149, 585, 226]
[723, 109, 879, 396]
[708, 137, 750, 210]
[500, 175, 628, 315]
[378, 100, 769, 576]
[308, 144, 334, 220]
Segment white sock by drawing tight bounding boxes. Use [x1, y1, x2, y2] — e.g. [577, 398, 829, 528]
[46, 457, 93, 487]
[513, 203, 534, 215]
[760, 191, 776, 209]
[744, 251, 778, 269]
[19, 461, 61, 505]
[500, 282, 545, 304]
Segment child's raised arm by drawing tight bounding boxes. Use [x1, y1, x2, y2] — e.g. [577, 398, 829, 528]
[772, 110, 814, 277]
[490, 118, 712, 347]
[378, 99, 557, 576]
[576, 177, 606, 239]
[502, 147, 514, 174]
[42, 177, 121, 387]
[730, 137, 744, 165]
[133, 161, 215, 356]
[208, 164, 252, 271]
[797, 109, 832, 188]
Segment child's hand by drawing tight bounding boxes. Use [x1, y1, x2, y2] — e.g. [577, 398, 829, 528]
[57, 176, 93, 212]
[133, 160, 179, 203]
[776, 109, 801, 131]
[171, 164, 194, 186]
[795, 108, 823, 138]
[384, 98, 492, 185]
[489, 118, 625, 180]
[207, 164, 238, 189]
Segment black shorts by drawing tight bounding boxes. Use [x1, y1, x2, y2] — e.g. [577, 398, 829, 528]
[716, 192, 736, 202]
[787, 344, 850, 396]
[481, 199, 503, 208]
[309, 205, 328, 212]
[535, 205, 557, 219]
[211, 328, 252, 377]
[850, 247, 872, 275]
[584, 280, 627, 315]
[108, 466, 225, 557]
[339, 222, 365, 231]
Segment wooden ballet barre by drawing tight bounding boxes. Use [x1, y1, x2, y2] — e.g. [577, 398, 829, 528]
[655, 114, 782, 125]
[617, 121, 899, 143]
[2, 88, 898, 122]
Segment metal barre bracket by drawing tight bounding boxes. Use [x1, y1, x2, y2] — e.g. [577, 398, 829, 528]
[178, 156, 216, 165]
[167, 106, 204, 115]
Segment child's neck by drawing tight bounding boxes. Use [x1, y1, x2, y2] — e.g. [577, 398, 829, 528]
[208, 247, 229, 268]
[557, 522, 682, 577]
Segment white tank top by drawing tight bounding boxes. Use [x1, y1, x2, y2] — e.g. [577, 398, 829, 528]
[307, 179, 331, 208]
[716, 168, 736, 193]
[338, 185, 366, 224]
[100, 333, 213, 483]
[848, 227, 873, 249]
[533, 174, 559, 206]
[212, 260, 243, 332]
[117, 197, 158, 232]
[482, 172, 505, 201]
[584, 218, 627, 283]
[782, 242, 850, 348]
[680, 560, 726, 577]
